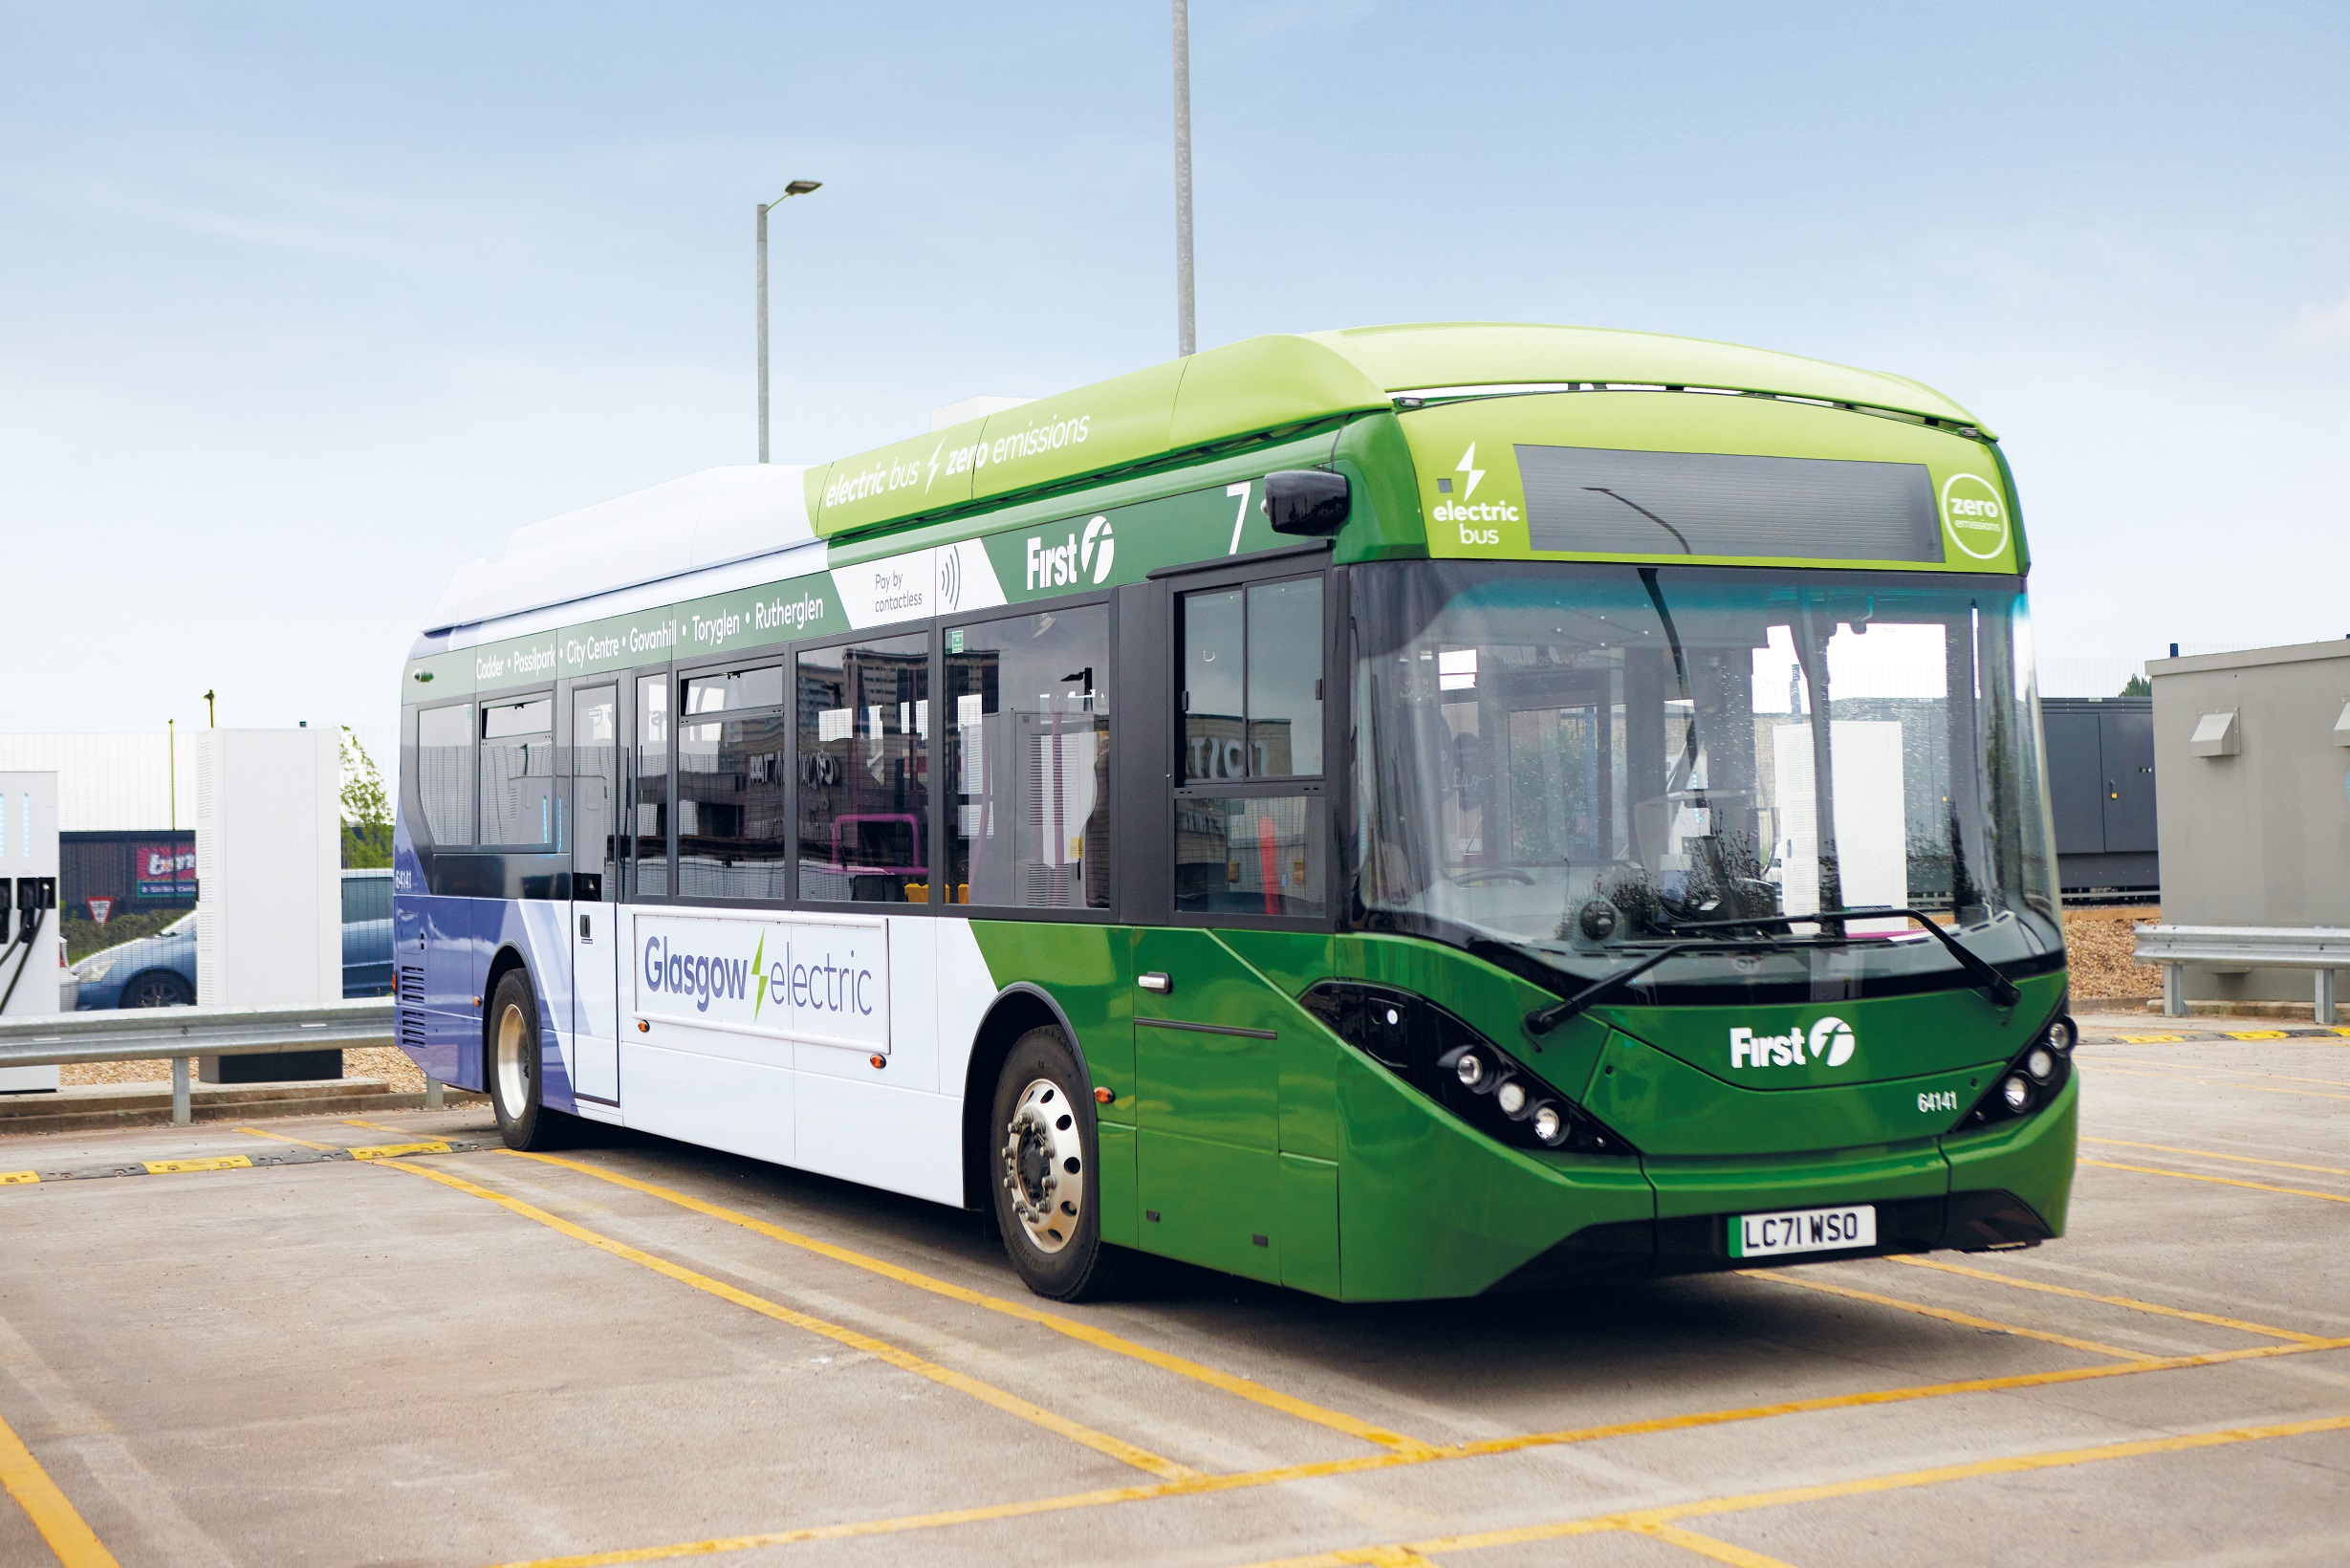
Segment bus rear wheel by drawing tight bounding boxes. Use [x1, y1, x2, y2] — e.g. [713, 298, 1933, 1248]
[990, 1027, 1122, 1301]
[488, 969, 558, 1151]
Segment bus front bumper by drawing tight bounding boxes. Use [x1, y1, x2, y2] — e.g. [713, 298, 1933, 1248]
[1488, 1077, 2077, 1293]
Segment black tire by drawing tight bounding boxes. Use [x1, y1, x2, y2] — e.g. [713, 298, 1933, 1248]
[120, 970, 193, 1008]
[487, 969, 559, 1150]
[990, 1027, 1123, 1301]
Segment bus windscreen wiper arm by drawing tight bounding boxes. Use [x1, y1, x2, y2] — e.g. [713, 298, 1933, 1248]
[1662, 906, 2021, 1009]
[1524, 943, 1708, 1035]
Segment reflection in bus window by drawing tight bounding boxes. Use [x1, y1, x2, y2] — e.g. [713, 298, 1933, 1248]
[1353, 561, 2060, 987]
[1175, 795, 1325, 918]
[417, 703, 474, 844]
[678, 701, 790, 901]
[945, 607, 1109, 909]
[480, 697, 555, 847]
[634, 676, 669, 898]
[572, 688, 619, 895]
[797, 634, 929, 904]
[1248, 577, 1321, 776]
[1181, 577, 1321, 782]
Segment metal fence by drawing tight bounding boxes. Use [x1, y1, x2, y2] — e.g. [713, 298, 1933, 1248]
[0, 1000, 414, 1124]
[2133, 925, 2350, 1023]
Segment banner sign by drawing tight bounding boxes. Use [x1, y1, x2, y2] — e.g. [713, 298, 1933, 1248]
[630, 910, 888, 1055]
[134, 842, 196, 898]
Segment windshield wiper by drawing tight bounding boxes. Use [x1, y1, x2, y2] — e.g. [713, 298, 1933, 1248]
[1524, 942, 1709, 1035]
[1662, 906, 2021, 1010]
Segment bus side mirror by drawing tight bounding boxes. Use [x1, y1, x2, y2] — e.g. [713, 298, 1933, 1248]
[1262, 470, 1350, 535]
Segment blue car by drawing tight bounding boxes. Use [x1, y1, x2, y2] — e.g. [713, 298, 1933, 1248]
[64, 871, 395, 1010]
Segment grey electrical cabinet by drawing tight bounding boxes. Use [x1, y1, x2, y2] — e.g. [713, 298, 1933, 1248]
[2148, 639, 2350, 1007]
[2041, 696, 2158, 896]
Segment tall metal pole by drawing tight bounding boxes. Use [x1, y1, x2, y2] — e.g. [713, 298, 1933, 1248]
[1172, 0, 1195, 358]
[754, 182, 821, 464]
[756, 201, 771, 464]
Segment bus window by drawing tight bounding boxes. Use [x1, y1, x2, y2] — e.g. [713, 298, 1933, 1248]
[796, 633, 930, 904]
[1247, 577, 1321, 776]
[416, 702, 474, 844]
[1181, 577, 1322, 781]
[1175, 794, 1326, 918]
[571, 687, 619, 898]
[1176, 573, 1326, 918]
[633, 676, 669, 899]
[480, 696, 555, 848]
[677, 664, 789, 901]
[944, 606, 1109, 909]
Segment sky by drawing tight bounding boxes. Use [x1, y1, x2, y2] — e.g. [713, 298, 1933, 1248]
[3, 1, 2345, 761]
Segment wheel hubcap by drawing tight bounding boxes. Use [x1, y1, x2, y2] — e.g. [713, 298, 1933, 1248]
[495, 1002, 531, 1114]
[1000, 1078, 1083, 1254]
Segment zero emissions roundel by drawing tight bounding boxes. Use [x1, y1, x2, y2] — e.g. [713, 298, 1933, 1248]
[1941, 473, 2011, 561]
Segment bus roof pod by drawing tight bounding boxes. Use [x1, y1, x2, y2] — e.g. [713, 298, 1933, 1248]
[801, 324, 1990, 542]
[423, 464, 815, 634]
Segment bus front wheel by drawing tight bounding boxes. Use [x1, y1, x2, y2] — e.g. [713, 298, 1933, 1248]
[488, 969, 558, 1151]
[990, 1027, 1122, 1301]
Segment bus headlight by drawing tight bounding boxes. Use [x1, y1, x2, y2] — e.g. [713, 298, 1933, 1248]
[1954, 1010, 2076, 1131]
[1300, 981, 1638, 1158]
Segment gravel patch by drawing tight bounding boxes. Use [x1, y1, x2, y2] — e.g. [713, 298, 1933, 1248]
[63, 1046, 428, 1094]
[2061, 903, 2162, 999]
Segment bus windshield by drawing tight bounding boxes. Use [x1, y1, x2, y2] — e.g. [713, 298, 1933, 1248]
[1351, 560, 2062, 996]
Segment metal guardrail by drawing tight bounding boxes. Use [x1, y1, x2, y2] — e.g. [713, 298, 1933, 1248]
[2132, 925, 2350, 1022]
[0, 1000, 421, 1124]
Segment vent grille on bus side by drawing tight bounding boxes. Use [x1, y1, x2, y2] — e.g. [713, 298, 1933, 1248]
[398, 964, 424, 1005]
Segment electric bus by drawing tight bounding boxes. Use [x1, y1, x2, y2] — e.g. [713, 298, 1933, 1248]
[391, 323, 2075, 1302]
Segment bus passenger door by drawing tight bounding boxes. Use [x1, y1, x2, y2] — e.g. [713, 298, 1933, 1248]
[570, 686, 620, 1104]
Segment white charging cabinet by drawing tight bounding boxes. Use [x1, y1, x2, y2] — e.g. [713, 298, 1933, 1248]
[194, 730, 340, 1009]
[0, 771, 62, 1092]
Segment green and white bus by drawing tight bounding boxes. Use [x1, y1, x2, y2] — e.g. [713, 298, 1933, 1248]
[392, 323, 2075, 1302]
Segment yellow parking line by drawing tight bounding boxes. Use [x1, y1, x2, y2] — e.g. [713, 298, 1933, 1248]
[2106, 1034, 2186, 1043]
[1633, 1522, 1800, 1568]
[2081, 1158, 2350, 1206]
[1737, 1270, 2160, 1361]
[2096, 1057, 2350, 1090]
[2083, 1066, 2350, 1103]
[478, 1332, 2350, 1566]
[2083, 1136, 2350, 1179]
[371, 1157, 1194, 1481]
[2, 1171, 36, 1186]
[237, 1127, 341, 1151]
[1885, 1255, 2328, 1344]
[238, 1126, 456, 1163]
[0, 1405, 119, 1567]
[503, 1148, 1434, 1455]
[1240, 1411, 2350, 1566]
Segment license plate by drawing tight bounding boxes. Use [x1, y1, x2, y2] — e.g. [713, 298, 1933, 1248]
[1729, 1204, 1877, 1259]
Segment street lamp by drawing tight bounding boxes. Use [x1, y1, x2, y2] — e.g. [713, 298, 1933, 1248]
[1171, 1, 1194, 357]
[757, 180, 823, 463]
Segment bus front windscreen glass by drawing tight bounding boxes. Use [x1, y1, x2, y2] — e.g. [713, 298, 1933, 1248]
[1352, 561, 2061, 997]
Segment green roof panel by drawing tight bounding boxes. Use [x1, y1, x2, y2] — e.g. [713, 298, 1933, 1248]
[805, 322, 1987, 538]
